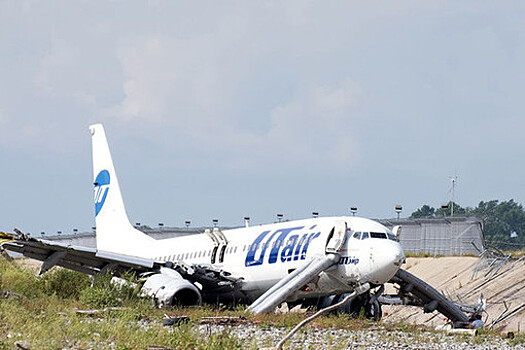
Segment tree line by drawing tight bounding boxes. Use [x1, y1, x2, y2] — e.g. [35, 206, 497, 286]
[410, 199, 525, 250]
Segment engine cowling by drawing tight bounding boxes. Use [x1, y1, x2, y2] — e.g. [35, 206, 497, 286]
[142, 268, 202, 307]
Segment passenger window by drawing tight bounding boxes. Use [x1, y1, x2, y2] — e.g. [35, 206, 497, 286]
[361, 232, 369, 240]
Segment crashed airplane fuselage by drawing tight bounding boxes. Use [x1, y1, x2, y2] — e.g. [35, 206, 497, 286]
[2, 124, 406, 314]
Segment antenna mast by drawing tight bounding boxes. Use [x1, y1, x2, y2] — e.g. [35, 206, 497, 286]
[450, 176, 457, 216]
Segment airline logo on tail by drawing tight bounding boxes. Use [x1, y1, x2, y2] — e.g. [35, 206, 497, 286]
[94, 170, 110, 216]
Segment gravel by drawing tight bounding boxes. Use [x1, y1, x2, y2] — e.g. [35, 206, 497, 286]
[197, 324, 525, 350]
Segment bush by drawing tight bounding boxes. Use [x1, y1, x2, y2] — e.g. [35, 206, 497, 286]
[79, 274, 121, 308]
[78, 272, 144, 309]
[0, 259, 43, 298]
[41, 268, 91, 299]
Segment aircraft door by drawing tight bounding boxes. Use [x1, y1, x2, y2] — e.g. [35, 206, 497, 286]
[326, 220, 347, 253]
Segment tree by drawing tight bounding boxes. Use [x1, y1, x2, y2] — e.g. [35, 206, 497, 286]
[434, 201, 470, 217]
[410, 199, 525, 249]
[410, 205, 435, 218]
[470, 199, 525, 247]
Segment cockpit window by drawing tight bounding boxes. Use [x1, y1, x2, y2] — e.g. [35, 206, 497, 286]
[352, 231, 361, 239]
[370, 232, 387, 239]
[387, 232, 398, 241]
[361, 232, 369, 240]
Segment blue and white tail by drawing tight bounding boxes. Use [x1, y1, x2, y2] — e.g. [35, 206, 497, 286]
[90, 124, 155, 256]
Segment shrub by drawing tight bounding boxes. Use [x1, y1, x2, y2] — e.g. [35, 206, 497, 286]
[0, 259, 43, 298]
[41, 268, 91, 299]
[78, 272, 144, 309]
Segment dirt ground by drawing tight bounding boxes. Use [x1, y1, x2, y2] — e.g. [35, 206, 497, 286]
[382, 256, 525, 334]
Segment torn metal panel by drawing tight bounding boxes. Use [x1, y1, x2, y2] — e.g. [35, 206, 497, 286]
[39, 251, 67, 275]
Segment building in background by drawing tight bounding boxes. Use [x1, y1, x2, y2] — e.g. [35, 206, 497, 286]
[45, 217, 485, 257]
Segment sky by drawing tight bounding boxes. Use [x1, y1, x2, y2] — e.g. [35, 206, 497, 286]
[1, 1, 525, 235]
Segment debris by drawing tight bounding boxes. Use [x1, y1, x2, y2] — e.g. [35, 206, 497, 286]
[275, 302, 289, 314]
[446, 328, 478, 337]
[489, 303, 525, 329]
[199, 316, 247, 325]
[14, 340, 30, 350]
[275, 302, 308, 314]
[74, 307, 126, 315]
[500, 331, 515, 339]
[162, 315, 190, 326]
[1, 290, 23, 299]
[289, 304, 308, 314]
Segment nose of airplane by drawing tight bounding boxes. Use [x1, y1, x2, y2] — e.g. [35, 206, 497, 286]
[369, 241, 405, 284]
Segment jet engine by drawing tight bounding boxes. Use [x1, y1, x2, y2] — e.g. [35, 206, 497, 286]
[141, 268, 202, 307]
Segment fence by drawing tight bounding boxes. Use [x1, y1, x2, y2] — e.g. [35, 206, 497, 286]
[379, 216, 484, 256]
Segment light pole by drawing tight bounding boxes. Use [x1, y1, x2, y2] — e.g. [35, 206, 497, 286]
[441, 203, 449, 217]
[395, 205, 402, 220]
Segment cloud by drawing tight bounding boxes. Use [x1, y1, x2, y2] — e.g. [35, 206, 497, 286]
[264, 80, 363, 166]
[105, 34, 239, 130]
[33, 35, 123, 108]
[183, 79, 366, 175]
[0, 106, 5, 126]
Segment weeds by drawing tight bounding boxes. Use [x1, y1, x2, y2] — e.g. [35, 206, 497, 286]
[0, 256, 522, 349]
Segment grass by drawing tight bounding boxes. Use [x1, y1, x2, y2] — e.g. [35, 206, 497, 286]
[0, 257, 243, 349]
[0, 256, 523, 349]
[504, 248, 525, 259]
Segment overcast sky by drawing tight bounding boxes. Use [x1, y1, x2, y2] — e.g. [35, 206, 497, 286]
[1, 1, 525, 235]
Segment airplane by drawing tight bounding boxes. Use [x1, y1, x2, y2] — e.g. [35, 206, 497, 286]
[2, 124, 406, 317]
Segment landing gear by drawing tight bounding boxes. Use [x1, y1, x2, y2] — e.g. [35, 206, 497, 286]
[347, 293, 382, 321]
[318, 285, 384, 321]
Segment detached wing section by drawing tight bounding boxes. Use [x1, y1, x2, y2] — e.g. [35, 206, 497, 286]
[1, 237, 157, 276]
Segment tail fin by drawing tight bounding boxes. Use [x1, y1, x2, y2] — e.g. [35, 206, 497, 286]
[90, 124, 155, 256]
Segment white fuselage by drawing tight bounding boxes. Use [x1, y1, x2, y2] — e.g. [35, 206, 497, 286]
[136, 216, 405, 301]
[89, 124, 405, 303]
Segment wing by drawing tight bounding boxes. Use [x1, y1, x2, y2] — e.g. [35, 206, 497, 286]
[1, 236, 244, 302]
[2, 236, 158, 275]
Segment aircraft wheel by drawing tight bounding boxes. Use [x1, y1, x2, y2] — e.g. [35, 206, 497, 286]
[348, 293, 382, 321]
[365, 299, 382, 321]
